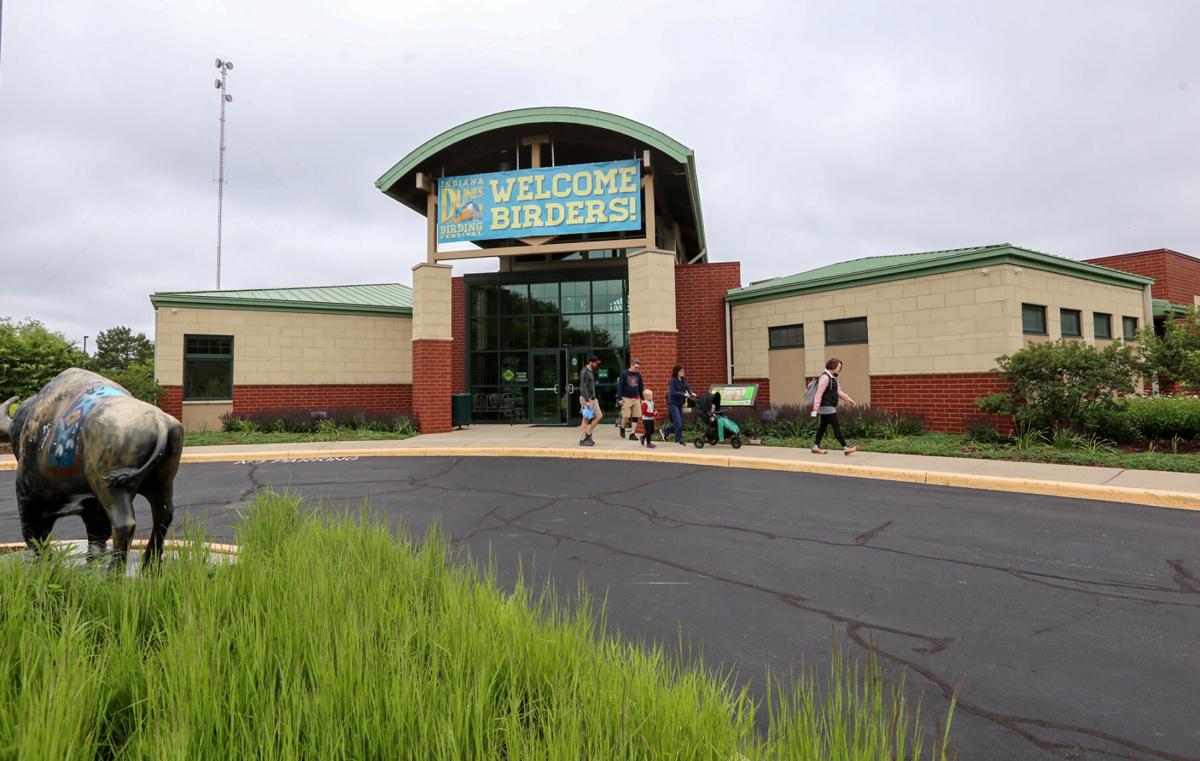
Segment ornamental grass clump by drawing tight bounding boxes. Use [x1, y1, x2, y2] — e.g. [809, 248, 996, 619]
[0, 492, 953, 760]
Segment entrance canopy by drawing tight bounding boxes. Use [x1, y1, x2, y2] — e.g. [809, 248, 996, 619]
[375, 107, 707, 263]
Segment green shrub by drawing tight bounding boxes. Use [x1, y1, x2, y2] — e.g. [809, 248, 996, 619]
[1125, 396, 1200, 441]
[964, 415, 1003, 444]
[1082, 402, 1141, 444]
[978, 339, 1138, 432]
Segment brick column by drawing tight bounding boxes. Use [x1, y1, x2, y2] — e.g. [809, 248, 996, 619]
[411, 263, 454, 433]
[628, 249, 678, 423]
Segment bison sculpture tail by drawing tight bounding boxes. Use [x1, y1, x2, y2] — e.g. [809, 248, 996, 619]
[104, 416, 170, 488]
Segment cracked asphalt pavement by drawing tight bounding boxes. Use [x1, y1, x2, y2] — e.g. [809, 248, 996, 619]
[2, 455, 1198, 760]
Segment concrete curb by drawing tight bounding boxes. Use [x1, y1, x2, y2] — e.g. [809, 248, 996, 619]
[4, 445, 1197, 510]
[156, 445, 1200, 511]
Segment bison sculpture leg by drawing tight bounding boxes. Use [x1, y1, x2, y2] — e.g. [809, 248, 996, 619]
[16, 480, 58, 554]
[80, 498, 112, 563]
[140, 480, 174, 569]
[92, 482, 137, 574]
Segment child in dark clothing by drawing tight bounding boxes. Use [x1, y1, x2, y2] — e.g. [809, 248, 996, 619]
[640, 390, 657, 448]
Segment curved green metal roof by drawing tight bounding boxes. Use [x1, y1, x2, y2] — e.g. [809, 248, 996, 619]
[375, 107, 693, 193]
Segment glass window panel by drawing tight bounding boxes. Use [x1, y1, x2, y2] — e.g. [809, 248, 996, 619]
[561, 281, 591, 313]
[470, 319, 497, 351]
[470, 353, 498, 386]
[499, 284, 529, 315]
[1093, 313, 1112, 340]
[769, 324, 804, 350]
[593, 349, 625, 381]
[592, 279, 624, 313]
[1060, 309, 1082, 337]
[592, 313, 625, 348]
[561, 314, 591, 347]
[529, 282, 559, 315]
[824, 317, 868, 345]
[185, 335, 232, 356]
[469, 387, 502, 422]
[530, 316, 559, 348]
[1123, 316, 1139, 341]
[499, 352, 529, 387]
[499, 317, 529, 350]
[1022, 304, 1047, 335]
[184, 359, 232, 400]
[469, 284, 497, 318]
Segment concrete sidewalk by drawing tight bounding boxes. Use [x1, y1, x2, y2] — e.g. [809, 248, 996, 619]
[4, 424, 1199, 509]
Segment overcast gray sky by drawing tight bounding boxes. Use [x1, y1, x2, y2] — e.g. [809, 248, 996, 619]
[2, 0, 1198, 345]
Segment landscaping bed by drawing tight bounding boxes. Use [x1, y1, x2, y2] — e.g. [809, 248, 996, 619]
[185, 408, 418, 447]
[0, 493, 952, 760]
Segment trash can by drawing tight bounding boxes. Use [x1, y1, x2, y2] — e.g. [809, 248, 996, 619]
[451, 393, 472, 429]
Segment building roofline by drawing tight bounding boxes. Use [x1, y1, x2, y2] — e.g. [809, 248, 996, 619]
[150, 283, 413, 317]
[1087, 248, 1198, 265]
[725, 244, 1154, 305]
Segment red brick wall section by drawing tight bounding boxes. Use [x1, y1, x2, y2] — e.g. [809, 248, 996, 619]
[674, 262, 741, 393]
[732, 378, 770, 408]
[232, 385, 412, 416]
[1085, 249, 1200, 306]
[629, 330, 678, 417]
[451, 276, 466, 393]
[159, 386, 183, 420]
[412, 339, 453, 433]
[871, 373, 1008, 434]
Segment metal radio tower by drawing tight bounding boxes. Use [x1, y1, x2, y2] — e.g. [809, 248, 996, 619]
[214, 58, 234, 289]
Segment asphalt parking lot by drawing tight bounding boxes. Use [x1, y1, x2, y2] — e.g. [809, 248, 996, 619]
[3, 455, 1198, 760]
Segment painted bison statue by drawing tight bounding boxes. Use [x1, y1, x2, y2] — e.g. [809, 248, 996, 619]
[0, 368, 184, 572]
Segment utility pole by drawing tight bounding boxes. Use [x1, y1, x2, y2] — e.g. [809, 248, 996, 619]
[214, 58, 234, 289]
[83, 335, 89, 356]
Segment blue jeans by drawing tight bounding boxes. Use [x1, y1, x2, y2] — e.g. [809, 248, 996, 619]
[661, 404, 685, 443]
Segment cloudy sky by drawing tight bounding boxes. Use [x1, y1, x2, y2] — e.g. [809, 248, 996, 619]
[1, 0, 1198, 346]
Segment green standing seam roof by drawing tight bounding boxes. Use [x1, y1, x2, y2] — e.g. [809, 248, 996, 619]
[726, 244, 1154, 305]
[150, 283, 413, 317]
[374, 106, 707, 253]
[1153, 298, 1191, 318]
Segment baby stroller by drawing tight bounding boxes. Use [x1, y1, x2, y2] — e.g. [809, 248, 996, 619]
[692, 392, 742, 449]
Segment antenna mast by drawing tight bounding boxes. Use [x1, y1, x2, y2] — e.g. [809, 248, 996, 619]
[214, 58, 234, 289]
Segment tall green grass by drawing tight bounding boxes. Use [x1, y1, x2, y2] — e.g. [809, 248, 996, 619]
[0, 493, 953, 760]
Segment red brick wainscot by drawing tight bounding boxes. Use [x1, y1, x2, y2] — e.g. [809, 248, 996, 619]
[159, 386, 184, 420]
[870, 373, 1009, 434]
[233, 385, 412, 416]
[412, 339, 454, 433]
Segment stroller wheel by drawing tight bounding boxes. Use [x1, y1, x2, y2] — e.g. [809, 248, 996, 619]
[730, 435, 742, 450]
[694, 437, 705, 448]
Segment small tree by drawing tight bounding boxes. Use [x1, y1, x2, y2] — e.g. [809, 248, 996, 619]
[91, 326, 154, 373]
[977, 339, 1139, 432]
[1136, 308, 1200, 390]
[0, 318, 88, 399]
[106, 358, 164, 404]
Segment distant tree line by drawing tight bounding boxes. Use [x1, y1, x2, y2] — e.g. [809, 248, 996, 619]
[0, 318, 162, 403]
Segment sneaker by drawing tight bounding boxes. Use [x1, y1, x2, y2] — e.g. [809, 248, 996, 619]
[843, 446, 858, 455]
[811, 446, 827, 455]
[676, 440, 687, 446]
[646, 442, 656, 449]
[659, 429, 667, 442]
[618, 426, 625, 439]
[628, 431, 639, 441]
[579, 438, 595, 447]
[585, 433, 594, 443]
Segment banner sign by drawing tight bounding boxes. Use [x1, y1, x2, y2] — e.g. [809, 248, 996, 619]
[707, 384, 760, 407]
[437, 160, 642, 245]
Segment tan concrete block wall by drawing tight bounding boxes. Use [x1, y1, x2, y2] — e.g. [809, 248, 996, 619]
[411, 263, 453, 341]
[730, 265, 1146, 381]
[767, 348, 806, 404]
[628, 249, 677, 333]
[154, 307, 413, 386]
[181, 401, 233, 432]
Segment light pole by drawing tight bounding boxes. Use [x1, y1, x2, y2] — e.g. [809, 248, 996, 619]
[214, 58, 234, 289]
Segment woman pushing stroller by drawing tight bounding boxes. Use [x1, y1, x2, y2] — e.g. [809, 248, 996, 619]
[810, 357, 858, 455]
[658, 365, 696, 446]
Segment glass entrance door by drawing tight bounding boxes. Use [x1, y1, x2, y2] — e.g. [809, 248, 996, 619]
[531, 350, 564, 425]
